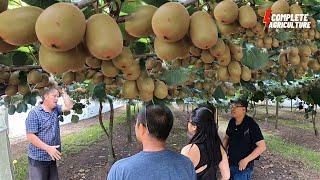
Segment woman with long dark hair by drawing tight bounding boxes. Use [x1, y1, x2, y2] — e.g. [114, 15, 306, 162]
[181, 104, 230, 180]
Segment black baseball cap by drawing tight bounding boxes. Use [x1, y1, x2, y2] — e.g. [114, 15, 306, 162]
[230, 99, 248, 108]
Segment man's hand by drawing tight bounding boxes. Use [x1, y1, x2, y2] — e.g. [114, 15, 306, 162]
[238, 158, 249, 171]
[45, 145, 61, 161]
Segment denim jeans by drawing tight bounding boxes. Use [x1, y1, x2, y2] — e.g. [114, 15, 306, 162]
[230, 165, 253, 180]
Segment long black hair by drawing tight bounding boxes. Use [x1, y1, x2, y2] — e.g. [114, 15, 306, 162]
[188, 104, 222, 166]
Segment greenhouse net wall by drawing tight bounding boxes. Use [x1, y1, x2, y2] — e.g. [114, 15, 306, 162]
[0, 107, 14, 180]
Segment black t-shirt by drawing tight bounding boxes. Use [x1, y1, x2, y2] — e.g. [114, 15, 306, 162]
[226, 115, 264, 167]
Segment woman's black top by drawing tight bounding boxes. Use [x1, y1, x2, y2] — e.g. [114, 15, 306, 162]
[194, 143, 217, 180]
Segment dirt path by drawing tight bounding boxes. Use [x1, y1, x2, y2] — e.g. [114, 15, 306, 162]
[11, 105, 320, 179]
[253, 150, 320, 180]
[251, 106, 320, 152]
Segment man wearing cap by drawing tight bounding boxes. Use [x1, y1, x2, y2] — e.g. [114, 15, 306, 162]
[223, 99, 266, 180]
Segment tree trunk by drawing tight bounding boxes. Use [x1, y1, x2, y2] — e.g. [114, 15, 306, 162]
[98, 101, 117, 163]
[253, 102, 257, 119]
[275, 100, 279, 129]
[183, 104, 185, 112]
[107, 98, 116, 164]
[265, 98, 269, 123]
[266, 98, 269, 115]
[312, 105, 319, 137]
[98, 101, 109, 136]
[291, 99, 293, 112]
[126, 101, 132, 143]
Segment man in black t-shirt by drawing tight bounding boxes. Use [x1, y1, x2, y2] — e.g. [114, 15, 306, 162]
[223, 99, 266, 180]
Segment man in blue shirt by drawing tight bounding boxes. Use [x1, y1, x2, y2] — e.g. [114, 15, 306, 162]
[26, 87, 73, 180]
[107, 104, 196, 180]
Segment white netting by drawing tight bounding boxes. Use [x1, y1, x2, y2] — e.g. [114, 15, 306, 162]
[0, 107, 13, 180]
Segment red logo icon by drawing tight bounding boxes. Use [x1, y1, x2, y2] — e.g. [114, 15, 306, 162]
[263, 9, 272, 32]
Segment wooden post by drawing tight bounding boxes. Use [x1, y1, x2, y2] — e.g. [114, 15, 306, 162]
[275, 100, 279, 129]
[253, 102, 257, 119]
[0, 107, 14, 180]
[265, 98, 269, 123]
[312, 105, 319, 137]
[126, 101, 132, 143]
[266, 98, 269, 115]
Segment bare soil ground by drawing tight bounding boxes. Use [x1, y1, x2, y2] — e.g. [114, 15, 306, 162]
[10, 105, 320, 180]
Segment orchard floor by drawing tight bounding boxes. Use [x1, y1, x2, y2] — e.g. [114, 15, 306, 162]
[11, 105, 320, 180]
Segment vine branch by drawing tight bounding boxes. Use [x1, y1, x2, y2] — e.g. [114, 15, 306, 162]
[0, 65, 42, 72]
[181, 0, 199, 7]
[75, 0, 97, 9]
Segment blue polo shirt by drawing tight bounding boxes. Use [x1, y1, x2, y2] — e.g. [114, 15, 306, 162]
[107, 150, 197, 180]
[25, 104, 62, 161]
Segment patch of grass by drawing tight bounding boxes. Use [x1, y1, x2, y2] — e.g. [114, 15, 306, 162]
[62, 113, 126, 155]
[265, 135, 320, 171]
[12, 155, 28, 180]
[218, 114, 320, 171]
[265, 117, 314, 132]
[13, 112, 127, 180]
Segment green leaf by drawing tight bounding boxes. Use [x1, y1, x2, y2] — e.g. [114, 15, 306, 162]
[82, 6, 96, 19]
[16, 102, 27, 113]
[22, 0, 57, 9]
[26, 56, 35, 65]
[187, 5, 197, 15]
[272, 87, 283, 97]
[242, 46, 269, 70]
[121, 0, 143, 14]
[75, 109, 83, 114]
[317, 19, 320, 32]
[18, 71, 28, 85]
[275, 31, 294, 41]
[24, 92, 37, 106]
[71, 115, 79, 123]
[285, 70, 294, 82]
[213, 85, 225, 100]
[240, 80, 256, 91]
[267, 94, 274, 100]
[8, 105, 16, 115]
[11, 51, 29, 66]
[142, 0, 168, 7]
[160, 68, 189, 86]
[93, 83, 106, 102]
[3, 96, 11, 106]
[251, 90, 265, 102]
[0, 54, 12, 66]
[176, 99, 184, 105]
[310, 86, 320, 106]
[132, 41, 148, 55]
[118, 23, 126, 41]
